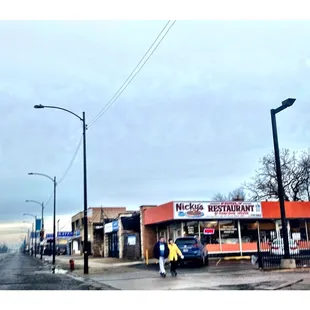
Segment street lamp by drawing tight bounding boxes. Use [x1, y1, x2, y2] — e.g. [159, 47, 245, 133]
[28, 172, 57, 267]
[270, 98, 296, 266]
[23, 218, 37, 257]
[34, 104, 89, 274]
[25, 200, 44, 230]
[23, 214, 37, 257]
[23, 220, 33, 255]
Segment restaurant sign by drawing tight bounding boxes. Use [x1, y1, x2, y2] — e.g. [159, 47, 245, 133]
[173, 201, 262, 219]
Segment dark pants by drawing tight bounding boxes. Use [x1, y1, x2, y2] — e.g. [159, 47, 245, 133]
[170, 259, 178, 273]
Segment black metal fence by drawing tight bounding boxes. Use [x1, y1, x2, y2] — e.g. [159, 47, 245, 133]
[258, 240, 310, 269]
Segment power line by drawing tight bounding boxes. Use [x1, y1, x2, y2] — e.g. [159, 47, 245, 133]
[58, 136, 83, 185]
[42, 136, 82, 209]
[60, 220, 71, 231]
[88, 20, 176, 128]
[44, 192, 54, 208]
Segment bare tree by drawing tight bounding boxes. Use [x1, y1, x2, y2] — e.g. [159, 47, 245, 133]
[212, 193, 228, 201]
[228, 187, 247, 201]
[212, 187, 246, 201]
[299, 150, 310, 201]
[244, 148, 310, 201]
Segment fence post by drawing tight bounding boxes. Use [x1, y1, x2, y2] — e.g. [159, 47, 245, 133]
[257, 222, 263, 269]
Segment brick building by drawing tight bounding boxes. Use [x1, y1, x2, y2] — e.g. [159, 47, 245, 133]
[70, 207, 126, 257]
[104, 211, 141, 259]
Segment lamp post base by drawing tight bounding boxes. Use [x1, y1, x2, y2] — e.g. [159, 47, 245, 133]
[280, 258, 296, 269]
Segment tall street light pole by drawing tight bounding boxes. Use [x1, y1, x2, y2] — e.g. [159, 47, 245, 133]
[33, 104, 89, 274]
[23, 220, 34, 255]
[25, 200, 44, 230]
[26, 200, 45, 259]
[28, 172, 57, 267]
[57, 219, 60, 249]
[23, 214, 37, 256]
[270, 98, 296, 264]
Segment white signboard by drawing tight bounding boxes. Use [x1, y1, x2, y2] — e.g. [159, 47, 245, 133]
[127, 235, 136, 245]
[104, 222, 113, 233]
[173, 201, 262, 219]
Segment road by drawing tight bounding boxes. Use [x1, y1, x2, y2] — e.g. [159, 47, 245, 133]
[0, 252, 113, 290]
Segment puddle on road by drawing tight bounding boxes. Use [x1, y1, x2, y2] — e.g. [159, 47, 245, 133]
[34, 268, 68, 275]
[54, 269, 68, 274]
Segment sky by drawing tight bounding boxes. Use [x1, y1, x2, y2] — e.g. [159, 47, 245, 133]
[0, 20, 309, 245]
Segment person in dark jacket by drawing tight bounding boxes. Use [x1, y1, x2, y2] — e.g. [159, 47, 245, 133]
[153, 236, 169, 277]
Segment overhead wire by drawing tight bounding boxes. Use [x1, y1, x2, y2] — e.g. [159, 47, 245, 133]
[36, 21, 177, 219]
[88, 20, 176, 128]
[41, 135, 83, 210]
[57, 135, 83, 185]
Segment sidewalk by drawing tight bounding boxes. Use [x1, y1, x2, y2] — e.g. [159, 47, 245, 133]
[30, 254, 310, 290]
[36, 254, 144, 272]
[85, 266, 310, 290]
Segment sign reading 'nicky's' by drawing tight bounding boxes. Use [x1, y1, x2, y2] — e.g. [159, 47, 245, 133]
[174, 201, 262, 219]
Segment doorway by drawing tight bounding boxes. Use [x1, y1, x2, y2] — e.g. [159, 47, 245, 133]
[108, 232, 119, 258]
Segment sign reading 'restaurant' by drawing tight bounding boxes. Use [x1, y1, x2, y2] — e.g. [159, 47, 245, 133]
[173, 201, 262, 219]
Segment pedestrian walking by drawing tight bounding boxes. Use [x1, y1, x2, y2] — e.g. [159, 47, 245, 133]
[168, 238, 183, 276]
[153, 236, 169, 277]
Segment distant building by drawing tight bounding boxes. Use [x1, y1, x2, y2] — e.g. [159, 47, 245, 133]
[69, 207, 126, 257]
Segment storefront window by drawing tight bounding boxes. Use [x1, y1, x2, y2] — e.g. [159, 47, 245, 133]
[290, 219, 307, 241]
[199, 221, 220, 245]
[239, 220, 259, 243]
[184, 221, 199, 236]
[259, 220, 276, 243]
[219, 220, 239, 244]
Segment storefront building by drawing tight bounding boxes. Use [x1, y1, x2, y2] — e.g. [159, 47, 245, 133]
[71, 206, 126, 257]
[140, 201, 310, 259]
[104, 211, 141, 259]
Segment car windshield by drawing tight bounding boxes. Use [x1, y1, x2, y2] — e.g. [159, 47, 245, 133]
[176, 238, 197, 246]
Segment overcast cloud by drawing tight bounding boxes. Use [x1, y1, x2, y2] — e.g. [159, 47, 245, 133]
[0, 20, 309, 245]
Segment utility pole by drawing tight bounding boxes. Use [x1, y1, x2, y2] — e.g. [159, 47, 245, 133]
[57, 219, 60, 250]
[101, 207, 105, 257]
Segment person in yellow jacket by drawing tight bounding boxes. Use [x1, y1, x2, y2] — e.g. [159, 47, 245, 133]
[168, 239, 184, 276]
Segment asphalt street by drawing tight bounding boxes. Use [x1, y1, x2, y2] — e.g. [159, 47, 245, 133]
[0, 252, 112, 290]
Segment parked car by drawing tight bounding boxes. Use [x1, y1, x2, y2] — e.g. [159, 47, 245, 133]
[270, 238, 300, 255]
[175, 236, 208, 266]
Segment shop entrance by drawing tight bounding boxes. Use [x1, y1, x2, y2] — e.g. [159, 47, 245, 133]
[108, 232, 119, 258]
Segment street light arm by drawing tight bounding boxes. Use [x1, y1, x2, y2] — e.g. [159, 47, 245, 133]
[28, 172, 54, 183]
[272, 98, 296, 115]
[23, 213, 36, 219]
[25, 200, 42, 206]
[272, 106, 287, 115]
[36, 105, 83, 122]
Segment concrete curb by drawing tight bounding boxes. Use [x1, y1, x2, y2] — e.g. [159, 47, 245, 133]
[27, 254, 118, 290]
[272, 279, 304, 290]
[223, 256, 251, 261]
[65, 272, 120, 290]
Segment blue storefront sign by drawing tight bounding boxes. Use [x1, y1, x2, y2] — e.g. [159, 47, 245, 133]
[73, 230, 81, 237]
[57, 231, 73, 238]
[46, 233, 54, 239]
[104, 220, 119, 233]
[112, 221, 118, 231]
[35, 219, 42, 231]
[30, 232, 40, 239]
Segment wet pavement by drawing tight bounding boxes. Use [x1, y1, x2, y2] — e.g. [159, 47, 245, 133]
[0, 252, 114, 290]
[84, 261, 310, 290]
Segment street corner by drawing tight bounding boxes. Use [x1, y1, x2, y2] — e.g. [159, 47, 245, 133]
[64, 269, 120, 290]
